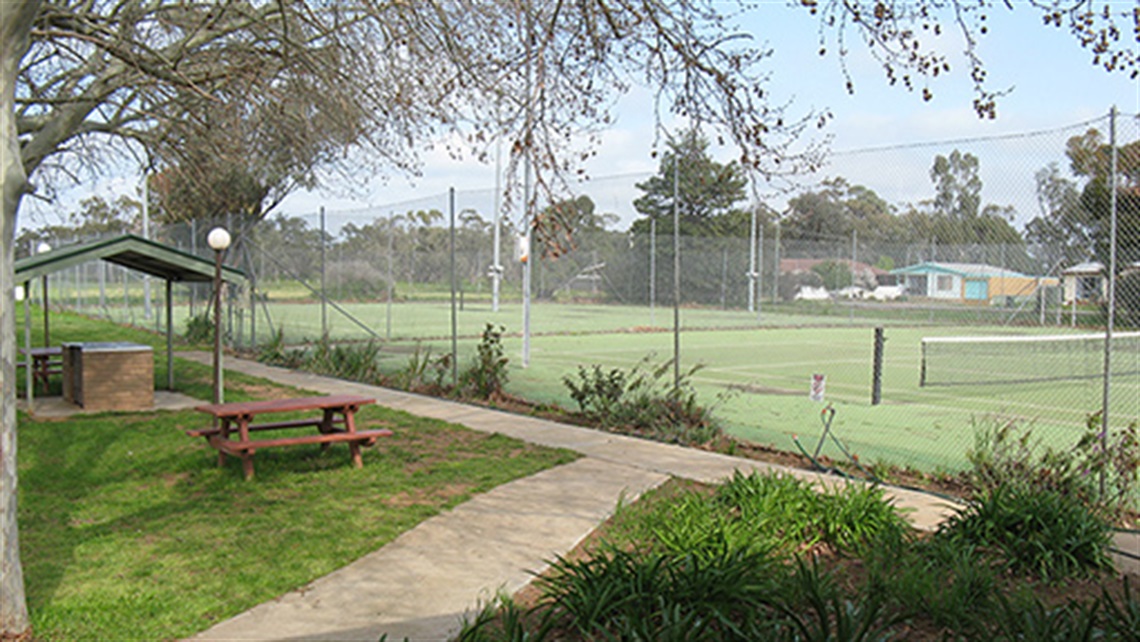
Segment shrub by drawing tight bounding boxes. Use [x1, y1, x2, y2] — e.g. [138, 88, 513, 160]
[937, 483, 1113, 582]
[817, 482, 911, 557]
[537, 547, 777, 640]
[864, 535, 998, 633]
[184, 312, 213, 343]
[392, 343, 451, 394]
[258, 333, 385, 384]
[456, 595, 557, 642]
[984, 591, 1100, 641]
[812, 260, 854, 291]
[713, 472, 911, 558]
[1077, 413, 1140, 518]
[773, 556, 902, 642]
[562, 356, 724, 446]
[256, 326, 290, 364]
[459, 324, 509, 400]
[966, 416, 1140, 519]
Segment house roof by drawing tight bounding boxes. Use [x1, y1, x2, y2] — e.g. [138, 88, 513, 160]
[1060, 261, 1140, 275]
[779, 258, 888, 275]
[15, 233, 247, 285]
[1061, 262, 1104, 275]
[890, 261, 1029, 279]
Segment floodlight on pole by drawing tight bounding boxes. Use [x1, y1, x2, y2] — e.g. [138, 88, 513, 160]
[208, 227, 231, 408]
[37, 242, 51, 346]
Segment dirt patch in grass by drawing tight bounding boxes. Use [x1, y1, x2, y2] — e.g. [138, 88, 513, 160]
[383, 483, 472, 508]
[225, 382, 297, 400]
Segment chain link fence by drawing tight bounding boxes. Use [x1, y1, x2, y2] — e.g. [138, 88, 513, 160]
[22, 110, 1140, 477]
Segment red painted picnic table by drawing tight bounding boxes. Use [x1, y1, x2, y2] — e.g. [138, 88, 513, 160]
[189, 394, 391, 480]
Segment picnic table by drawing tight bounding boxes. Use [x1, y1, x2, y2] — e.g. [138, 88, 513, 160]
[19, 346, 62, 393]
[189, 394, 392, 480]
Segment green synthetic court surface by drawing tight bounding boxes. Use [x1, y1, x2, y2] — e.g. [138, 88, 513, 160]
[261, 300, 1134, 474]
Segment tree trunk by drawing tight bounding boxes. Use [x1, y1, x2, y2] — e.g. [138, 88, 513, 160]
[1, 1, 42, 637]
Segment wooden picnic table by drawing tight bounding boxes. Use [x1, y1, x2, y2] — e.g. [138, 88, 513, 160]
[189, 394, 391, 480]
[19, 346, 62, 393]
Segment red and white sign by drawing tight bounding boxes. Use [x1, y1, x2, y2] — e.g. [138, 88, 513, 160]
[810, 374, 825, 402]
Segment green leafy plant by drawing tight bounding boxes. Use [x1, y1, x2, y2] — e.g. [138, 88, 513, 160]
[561, 356, 724, 446]
[985, 591, 1102, 642]
[1099, 578, 1140, 640]
[459, 324, 510, 399]
[183, 312, 213, 343]
[537, 547, 776, 640]
[967, 416, 1140, 519]
[1076, 413, 1140, 518]
[255, 331, 385, 384]
[648, 490, 782, 562]
[817, 482, 911, 557]
[864, 534, 998, 633]
[937, 483, 1113, 582]
[774, 557, 903, 642]
[712, 472, 911, 558]
[456, 595, 557, 642]
[256, 326, 290, 364]
[392, 342, 452, 394]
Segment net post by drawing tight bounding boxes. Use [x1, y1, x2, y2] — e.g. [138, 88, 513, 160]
[919, 338, 927, 388]
[872, 327, 884, 404]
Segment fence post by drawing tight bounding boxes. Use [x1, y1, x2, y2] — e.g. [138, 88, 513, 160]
[320, 206, 328, 338]
[757, 223, 764, 321]
[450, 187, 458, 389]
[1100, 106, 1120, 500]
[387, 211, 394, 341]
[772, 220, 781, 303]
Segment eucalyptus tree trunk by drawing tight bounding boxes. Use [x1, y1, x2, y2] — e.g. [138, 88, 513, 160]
[0, 2, 41, 636]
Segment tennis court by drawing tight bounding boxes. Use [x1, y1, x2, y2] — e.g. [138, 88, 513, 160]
[271, 299, 1136, 474]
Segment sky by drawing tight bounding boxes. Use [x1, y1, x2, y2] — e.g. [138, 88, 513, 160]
[20, 1, 1140, 236]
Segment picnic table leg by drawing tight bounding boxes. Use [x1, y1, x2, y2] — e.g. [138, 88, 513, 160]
[216, 418, 231, 468]
[237, 415, 255, 480]
[35, 358, 46, 393]
[344, 407, 363, 468]
[319, 408, 336, 453]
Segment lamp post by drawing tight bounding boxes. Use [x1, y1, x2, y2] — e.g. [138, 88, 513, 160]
[37, 242, 51, 347]
[207, 227, 231, 406]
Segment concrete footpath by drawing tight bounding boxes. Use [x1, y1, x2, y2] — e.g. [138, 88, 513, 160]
[180, 353, 1139, 642]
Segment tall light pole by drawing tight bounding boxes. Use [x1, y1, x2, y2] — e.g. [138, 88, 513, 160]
[207, 227, 231, 406]
[37, 242, 51, 346]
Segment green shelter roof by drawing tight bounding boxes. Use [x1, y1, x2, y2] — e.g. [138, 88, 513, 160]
[15, 234, 246, 285]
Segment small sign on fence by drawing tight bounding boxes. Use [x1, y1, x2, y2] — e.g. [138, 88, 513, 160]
[810, 374, 826, 402]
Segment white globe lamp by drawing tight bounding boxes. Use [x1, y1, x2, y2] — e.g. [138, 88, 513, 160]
[208, 227, 231, 407]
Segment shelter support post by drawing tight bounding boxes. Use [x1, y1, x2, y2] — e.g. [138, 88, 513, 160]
[24, 281, 33, 413]
[166, 279, 174, 391]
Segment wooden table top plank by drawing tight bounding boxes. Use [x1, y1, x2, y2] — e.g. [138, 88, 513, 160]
[21, 346, 62, 357]
[195, 394, 375, 418]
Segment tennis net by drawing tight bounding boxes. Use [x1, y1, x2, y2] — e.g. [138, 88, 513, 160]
[919, 331, 1140, 387]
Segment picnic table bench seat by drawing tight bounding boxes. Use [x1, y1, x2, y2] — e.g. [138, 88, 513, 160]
[18, 347, 63, 393]
[190, 394, 390, 479]
[206, 429, 392, 455]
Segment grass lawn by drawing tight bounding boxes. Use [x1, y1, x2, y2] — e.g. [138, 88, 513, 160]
[14, 311, 577, 641]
